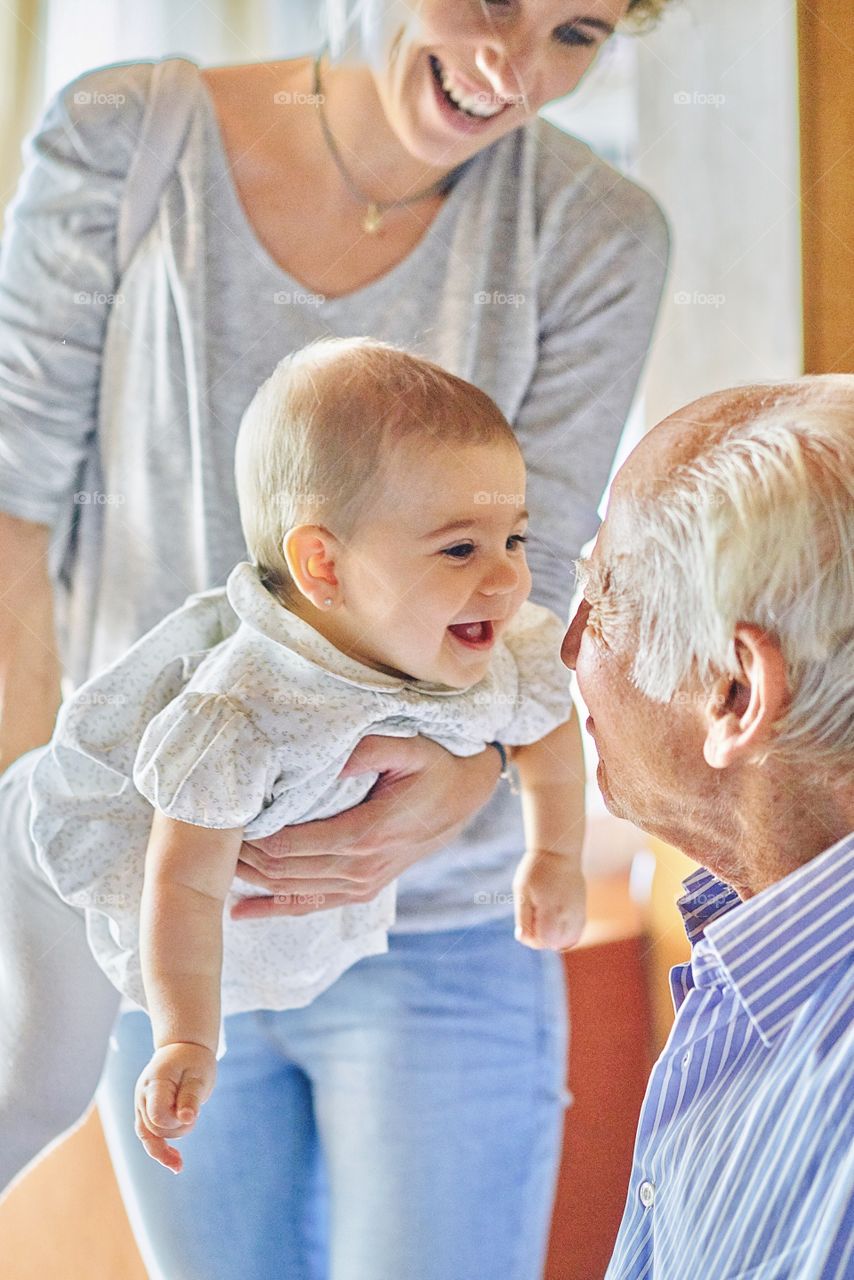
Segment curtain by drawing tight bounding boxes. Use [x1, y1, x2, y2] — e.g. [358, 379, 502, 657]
[1, 0, 45, 214]
[634, 0, 802, 418]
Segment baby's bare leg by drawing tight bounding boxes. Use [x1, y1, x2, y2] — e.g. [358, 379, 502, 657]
[0, 749, 119, 1196]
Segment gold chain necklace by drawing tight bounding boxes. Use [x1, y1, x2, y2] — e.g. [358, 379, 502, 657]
[313, 53, 455, 235]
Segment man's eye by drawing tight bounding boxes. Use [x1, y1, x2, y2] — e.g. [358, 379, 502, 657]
[442, 543, 475, 559]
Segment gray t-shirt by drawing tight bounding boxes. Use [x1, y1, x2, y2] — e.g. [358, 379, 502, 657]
[0, 57, 668, 930]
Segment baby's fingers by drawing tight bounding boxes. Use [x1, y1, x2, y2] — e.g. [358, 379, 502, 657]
[514, 890, 544, 950]
[534, 902, 586, 952]
[175, 1073, 210, 1127]
[135, 1109, 183, 1174]
[140, 1079, 184, 1132]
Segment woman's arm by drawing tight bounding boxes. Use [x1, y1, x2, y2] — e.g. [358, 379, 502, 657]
[0, 512, 62, 773]
[0, 75, 154, 773]
[511, 708, 588, 951]
[229, 735, 503, 919]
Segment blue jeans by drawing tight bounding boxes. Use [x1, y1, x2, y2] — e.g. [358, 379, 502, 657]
[98, 915, 570, 1280]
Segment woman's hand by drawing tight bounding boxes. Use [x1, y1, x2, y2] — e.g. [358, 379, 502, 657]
[134, 1042, 217, 1173]
[229, 736, 502, 920]
[512, 849, 587, 952]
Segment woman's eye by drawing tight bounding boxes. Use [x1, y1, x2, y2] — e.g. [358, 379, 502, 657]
[555, 26, 596, 47]
[442, 543, 475, 559]
[507, 534, 528, 550]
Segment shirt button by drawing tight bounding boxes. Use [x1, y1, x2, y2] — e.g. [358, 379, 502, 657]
[681, 1052, 691, 1068]
[639, 1180, 656, 1208]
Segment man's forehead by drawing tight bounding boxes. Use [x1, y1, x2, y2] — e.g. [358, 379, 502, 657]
[615, 380, 821, 499]
[615, 391, 741, 496]
[596, 382, 807, 559]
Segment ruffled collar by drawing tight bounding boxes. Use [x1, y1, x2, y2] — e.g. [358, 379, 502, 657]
[226, 562, 469, 697]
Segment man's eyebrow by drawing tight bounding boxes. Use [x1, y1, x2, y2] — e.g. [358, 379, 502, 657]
[575, 556, 593, 586]
[421, 509, 530, 540]
[575, 556, 610, 592]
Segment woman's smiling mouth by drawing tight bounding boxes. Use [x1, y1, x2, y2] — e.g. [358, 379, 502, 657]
[428, 54, 514, 125]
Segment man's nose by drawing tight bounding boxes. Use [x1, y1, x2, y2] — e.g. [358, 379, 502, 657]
[561, 601, 590, 670]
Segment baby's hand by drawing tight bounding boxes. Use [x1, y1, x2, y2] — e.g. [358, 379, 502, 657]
[512, 850, 587, 952]
[134, 1042, 216, 1173]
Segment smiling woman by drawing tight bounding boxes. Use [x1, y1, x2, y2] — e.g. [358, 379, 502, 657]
[326, 0, 647, 169]
[0, 0, 672, 1276]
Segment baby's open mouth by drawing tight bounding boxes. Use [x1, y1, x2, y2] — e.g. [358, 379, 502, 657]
[447, 619, 495, 649]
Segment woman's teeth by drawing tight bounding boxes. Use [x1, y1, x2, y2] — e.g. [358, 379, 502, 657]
[430, 56, 506, 119]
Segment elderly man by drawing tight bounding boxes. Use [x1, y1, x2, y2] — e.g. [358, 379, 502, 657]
[561, 376, 853, 1280]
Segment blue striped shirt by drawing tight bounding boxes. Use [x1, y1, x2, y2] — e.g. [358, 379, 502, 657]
[606, 832, 854, 1280]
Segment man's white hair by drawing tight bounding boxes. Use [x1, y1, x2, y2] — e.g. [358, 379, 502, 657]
[617, 376, 854, 771]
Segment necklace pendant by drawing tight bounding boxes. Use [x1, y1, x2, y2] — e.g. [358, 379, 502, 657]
[363, 202, 383, 235]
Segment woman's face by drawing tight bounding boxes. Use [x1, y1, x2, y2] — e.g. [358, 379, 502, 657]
[371, 0, 633, 167]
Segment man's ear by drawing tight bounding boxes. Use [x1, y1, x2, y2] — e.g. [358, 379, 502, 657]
[282, 525, 341, 608]
[703, 624, 789, 770]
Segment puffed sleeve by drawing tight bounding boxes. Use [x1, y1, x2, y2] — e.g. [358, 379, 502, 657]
[497, 601, 574, 746]
[0, 63, 152, 525]
[133, 690, 274, 829]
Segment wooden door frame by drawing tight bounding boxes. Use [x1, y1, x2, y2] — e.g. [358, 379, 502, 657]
[798, 0, 854, 373]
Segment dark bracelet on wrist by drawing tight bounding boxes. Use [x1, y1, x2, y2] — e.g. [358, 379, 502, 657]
[487, 740, 518, 793]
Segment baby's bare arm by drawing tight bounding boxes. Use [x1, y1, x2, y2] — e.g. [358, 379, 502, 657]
[140, 810, 243, 1054]
[512, 708, 586, 865]
[511, 709, 588, 951]
[136, 813, 242, 1170]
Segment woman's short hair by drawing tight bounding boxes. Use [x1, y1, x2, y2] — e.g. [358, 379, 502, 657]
[623, 0, 673, 30]
[600, 376, 854, 773]
[234, 337, 518, 605]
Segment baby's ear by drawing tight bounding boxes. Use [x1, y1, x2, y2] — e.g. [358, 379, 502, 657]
[282, 525, 340, 607]
[702, 625, 789, 770]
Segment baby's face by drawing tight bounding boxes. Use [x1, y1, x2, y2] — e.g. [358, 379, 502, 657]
[334, 440, 532, 688]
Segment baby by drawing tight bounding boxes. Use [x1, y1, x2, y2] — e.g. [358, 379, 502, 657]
[30, 338, 587, 1173]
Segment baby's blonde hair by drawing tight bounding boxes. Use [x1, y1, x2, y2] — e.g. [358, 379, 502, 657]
[234, 337, 519, 605]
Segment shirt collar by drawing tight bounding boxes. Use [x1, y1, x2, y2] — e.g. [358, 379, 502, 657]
[676, 832, 854, 1047]
[676, 867, 741, 945]
[226, 561, 468, 697]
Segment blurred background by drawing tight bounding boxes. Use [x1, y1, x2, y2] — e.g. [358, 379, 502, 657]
[0, 2, 850, 1277]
